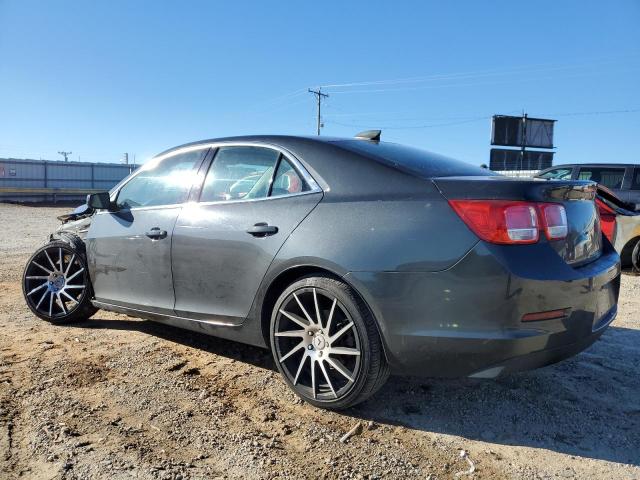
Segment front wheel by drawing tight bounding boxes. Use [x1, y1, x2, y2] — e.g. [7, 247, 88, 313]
[270, 275, 389, 410]
[22, 240, 97, 324]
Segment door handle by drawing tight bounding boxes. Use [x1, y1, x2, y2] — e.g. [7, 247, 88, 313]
[145, 227, 167, 240]
[246, 222, 278, 237]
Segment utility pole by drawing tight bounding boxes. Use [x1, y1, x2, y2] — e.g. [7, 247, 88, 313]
[520, 112, 528, 171]
[58, 151, 72, 162]
[308, 87, 329, 136]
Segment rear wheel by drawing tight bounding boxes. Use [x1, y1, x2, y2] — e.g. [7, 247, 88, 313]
[270, 275, 388, 409]
[632, 239, 640, 273]
[22, 241, 97, 324]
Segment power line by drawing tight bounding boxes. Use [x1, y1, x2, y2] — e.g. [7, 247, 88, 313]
[325, 107, 640, 131]
[255, 95, 311, 116]
[326, 116, 492, 130]
[543, 108, 640, 117]
[320, 53, 640, 90]
[308, 88, 329, 136]
[254, 88, 306, 106]
[255, 54, 640, 128]
[326, 66, 640, 95]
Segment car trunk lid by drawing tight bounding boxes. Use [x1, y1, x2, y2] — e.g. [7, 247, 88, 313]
[433, 176, 602, 266]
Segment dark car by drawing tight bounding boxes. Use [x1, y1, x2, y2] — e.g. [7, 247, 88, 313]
[536, 163, 640, 208]
[22, 134, 621, 409]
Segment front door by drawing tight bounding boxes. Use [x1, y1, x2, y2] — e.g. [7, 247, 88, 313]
[171, 145, 322, 324]
[86, 147, 207, 314]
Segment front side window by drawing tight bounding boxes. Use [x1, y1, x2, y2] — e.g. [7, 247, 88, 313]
[116, 150, 203, 208]
[577, 167, 626, 190]
[631, 168, 640, 190]
[200, 146, 309, 202]
[538, 168, 573, 180]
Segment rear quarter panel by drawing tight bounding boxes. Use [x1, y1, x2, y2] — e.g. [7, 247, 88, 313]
[272, 185, 478, 273]
[250, 183, 479, 355]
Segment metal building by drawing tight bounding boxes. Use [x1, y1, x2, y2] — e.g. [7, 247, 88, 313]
[0, 158, 136, 203]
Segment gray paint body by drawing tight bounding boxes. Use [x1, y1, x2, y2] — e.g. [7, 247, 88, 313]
[58, 135, 620, 378]
[172, 193, 322, 323]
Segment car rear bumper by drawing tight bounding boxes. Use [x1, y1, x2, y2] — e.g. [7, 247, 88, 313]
[345, 239, 621, 377]
[467, 305, 616, 378]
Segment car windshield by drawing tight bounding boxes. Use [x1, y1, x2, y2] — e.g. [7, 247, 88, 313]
[333, 140, 492, 178]
[538, 168, 573, 180]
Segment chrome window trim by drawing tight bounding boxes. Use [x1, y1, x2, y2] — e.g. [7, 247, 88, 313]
[105, 141, 322, 212]
[196, 189, 321, 207]
[95, 203, 183, 215]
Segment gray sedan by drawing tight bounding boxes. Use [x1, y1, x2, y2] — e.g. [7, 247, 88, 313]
[22, 134, 621, 409]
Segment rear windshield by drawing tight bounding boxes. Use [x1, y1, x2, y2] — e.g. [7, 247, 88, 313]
[334, 140, 493, 178]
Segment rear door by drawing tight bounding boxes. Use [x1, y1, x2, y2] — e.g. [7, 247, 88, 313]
[86, 147, 207, 314]
[171, 145, 322, 324]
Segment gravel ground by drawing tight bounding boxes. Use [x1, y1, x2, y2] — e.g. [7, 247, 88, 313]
[0, 203, 639, 480]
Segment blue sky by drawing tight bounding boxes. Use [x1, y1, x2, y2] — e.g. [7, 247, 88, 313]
[0, 0, 638, 166]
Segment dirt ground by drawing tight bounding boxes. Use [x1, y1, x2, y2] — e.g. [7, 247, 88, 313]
[0, 203, 639, 480]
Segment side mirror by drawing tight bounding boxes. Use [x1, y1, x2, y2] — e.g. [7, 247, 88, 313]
[87, 192, 114, 211]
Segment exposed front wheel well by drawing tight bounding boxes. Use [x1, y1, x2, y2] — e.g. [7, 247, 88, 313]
[50, 231, 87, 254]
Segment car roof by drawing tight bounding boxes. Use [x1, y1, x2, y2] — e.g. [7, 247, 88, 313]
[156, 135, 344, 157]
[155, 134, 490, 197]
[542, 163, 639, 169]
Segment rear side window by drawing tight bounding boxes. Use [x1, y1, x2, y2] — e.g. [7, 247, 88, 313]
[538, 168, 573, 180]
[334, 140, 493, 178]
[199, 146, 309, 202]
[577, 167, 626, 189]
[631, 168, 640, 190]
[271, 158, 309, 197]
[116, 150, 203, 208]
[200, 146, 280, 202]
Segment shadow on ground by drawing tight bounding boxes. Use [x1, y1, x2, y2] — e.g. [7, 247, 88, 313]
[78, 317, 276, 371]
[77, 318, 640, 466]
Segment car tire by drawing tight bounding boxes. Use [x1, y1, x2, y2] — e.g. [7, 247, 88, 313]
[270, 274, 389, 410]
[22, 240, 98, 324]
[632, 238, 640, 274]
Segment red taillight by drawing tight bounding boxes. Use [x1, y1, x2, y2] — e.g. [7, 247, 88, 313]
[448, 200, 539, 244]
[449, 200, 569, 245]
[595, 198, 616, 242]
[539, 204, 568, 240]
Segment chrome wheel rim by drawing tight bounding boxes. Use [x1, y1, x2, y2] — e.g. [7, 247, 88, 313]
[274, 287, 362, 401]
[24, 245, 87, 319]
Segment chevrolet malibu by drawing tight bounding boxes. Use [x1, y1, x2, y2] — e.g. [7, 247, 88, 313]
[22, 133, 621, 409]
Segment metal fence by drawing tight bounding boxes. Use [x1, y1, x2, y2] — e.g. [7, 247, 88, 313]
[0, 158, 136, 203]
[493, 170, 539, 178]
